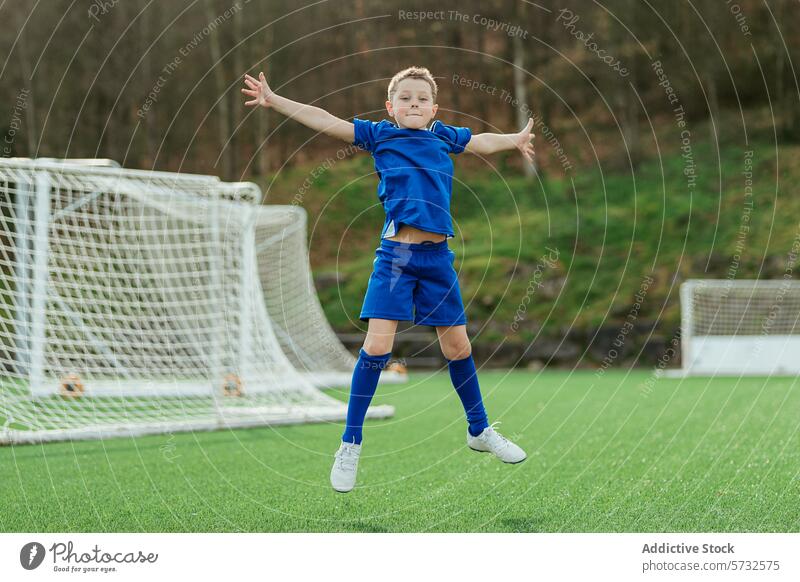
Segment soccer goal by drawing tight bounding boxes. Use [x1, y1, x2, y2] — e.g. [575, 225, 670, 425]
[14, 159, 403, 387]
[0, 159, 396, 444]
[677, 279, 800, 377]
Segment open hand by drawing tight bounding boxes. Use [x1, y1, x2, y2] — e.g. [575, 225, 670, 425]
[242, 72, 273, 108]
[516, 118, 535, 163]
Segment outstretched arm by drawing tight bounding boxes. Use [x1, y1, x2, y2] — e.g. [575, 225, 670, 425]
[242, 71, 354, 143]
[464, 118, 535, 163]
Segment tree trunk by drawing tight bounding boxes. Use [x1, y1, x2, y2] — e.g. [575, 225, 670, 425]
[16, 10, 39, 156]
[614, 0, 640, 169]
[475, 26, 490, 133]
[203, 0, 233, 179]
[139, 5, 159, 168]
[233, 1, 244, 178]
[513, 0, 536, 177]
[253, 2, 273, 176]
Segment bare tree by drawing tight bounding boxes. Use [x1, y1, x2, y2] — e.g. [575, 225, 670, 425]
[513, 0, 536, 177]
[613, 0, 642, 169]
[13, 6, 39, 156]
[254, 2, 275, 176]
[203, 0, 234, 178]
[774, 0, 800, 141]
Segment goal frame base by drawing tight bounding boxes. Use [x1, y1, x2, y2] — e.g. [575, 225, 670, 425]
[0, 404, 395, 445]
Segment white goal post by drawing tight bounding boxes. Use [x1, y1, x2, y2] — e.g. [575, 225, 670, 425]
[679, 279, 800, 376]
[0, 159, 398, 444]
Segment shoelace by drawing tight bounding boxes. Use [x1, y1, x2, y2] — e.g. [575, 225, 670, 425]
[483, 421, 511, 449]
[336, 445, 358, 471]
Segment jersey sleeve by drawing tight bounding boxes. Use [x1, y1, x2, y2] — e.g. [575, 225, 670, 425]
[352, 117, 381, 152]
[430, 120, 472, 154]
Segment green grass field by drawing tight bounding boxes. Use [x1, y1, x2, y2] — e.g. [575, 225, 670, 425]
[1, 369, 798, 533]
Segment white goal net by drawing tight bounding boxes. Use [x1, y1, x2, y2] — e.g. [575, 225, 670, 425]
[679, 279, 800, 376]
[0, 159, 396, 444]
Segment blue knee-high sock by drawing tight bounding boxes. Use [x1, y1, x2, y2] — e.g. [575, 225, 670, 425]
[341, 348, 392, 444]
[447, 354, 490, 437]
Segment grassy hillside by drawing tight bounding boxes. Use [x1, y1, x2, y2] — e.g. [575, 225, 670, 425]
[259, 110, 800, 352]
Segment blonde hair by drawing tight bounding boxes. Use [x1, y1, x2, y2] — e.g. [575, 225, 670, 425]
[388, 66, 438, 102]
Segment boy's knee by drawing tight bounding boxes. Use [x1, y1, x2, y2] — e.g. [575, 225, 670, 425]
[442, 339, 471, 361]
[362, 340, 392, 357]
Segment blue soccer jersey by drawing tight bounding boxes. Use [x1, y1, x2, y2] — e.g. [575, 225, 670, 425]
[352, 118, 472, 239]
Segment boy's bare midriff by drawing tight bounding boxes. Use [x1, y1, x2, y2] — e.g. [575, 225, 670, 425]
[385, 224, 447, 244]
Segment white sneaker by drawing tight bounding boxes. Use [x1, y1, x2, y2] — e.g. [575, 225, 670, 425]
[330, 440, 362, 492]
[467, 421, 527, 464]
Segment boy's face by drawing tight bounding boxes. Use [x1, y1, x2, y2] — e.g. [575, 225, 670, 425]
[386, 78, 438, 129]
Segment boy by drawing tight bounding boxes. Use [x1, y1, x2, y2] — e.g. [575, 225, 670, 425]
[242, 66, 534, 493]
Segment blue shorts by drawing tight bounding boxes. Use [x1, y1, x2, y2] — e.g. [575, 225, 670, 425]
[359, 239, 467, 327]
